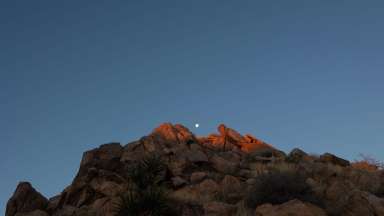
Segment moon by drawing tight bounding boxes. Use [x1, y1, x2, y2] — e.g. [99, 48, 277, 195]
[195, 123, 199, 128]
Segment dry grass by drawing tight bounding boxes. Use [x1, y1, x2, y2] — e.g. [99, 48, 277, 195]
[249, 162, 297, 178]
[352, 154, 383, 171]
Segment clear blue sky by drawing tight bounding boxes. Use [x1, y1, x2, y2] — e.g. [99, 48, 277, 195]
[1, 0, 384, 213]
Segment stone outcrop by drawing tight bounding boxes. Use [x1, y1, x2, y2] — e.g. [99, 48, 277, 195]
[6, 182, 48, 216]
[318, 152, 350, 167]
[254, 199, 327, 216]
[6, 123, 384, 216]
[200, 124, 274, 153]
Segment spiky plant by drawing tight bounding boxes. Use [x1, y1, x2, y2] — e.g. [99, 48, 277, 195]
[128, 154, 167, 189]
[114, 154, 177, 216]
[114, 187, 176, 216]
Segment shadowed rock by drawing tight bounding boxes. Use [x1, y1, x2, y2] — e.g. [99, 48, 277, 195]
[6, 182, 48, 216]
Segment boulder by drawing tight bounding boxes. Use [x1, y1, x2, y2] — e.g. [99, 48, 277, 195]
[203, 201, 236, 216]
[218, 124, 244, 144]
[52, 205, 95, 216]
[172, 176, 188, 188]
[14, 210, 49, 216]
[210, 155, 237, 174]
[120, 141, 146, 162]
[150, 123, 197, 147]
[247, 147, 285, 160]
[287, 148, 308, 163]
[90, 197, 118, 216]
[170, 186, 200, 203]
[318, 153, 350, 167]
[343, 190, 384, 216]
[255, 199, 327, 216]
[6, 182, 48, 216]
[241, 134, 273, 153]
[190, 172, 207, 184]
[218, 175, 244, 203]
[198, 179, 219, 196]
[79, 143, 123, 173]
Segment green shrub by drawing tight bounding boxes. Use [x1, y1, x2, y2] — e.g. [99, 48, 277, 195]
[245, 170, 322, 208]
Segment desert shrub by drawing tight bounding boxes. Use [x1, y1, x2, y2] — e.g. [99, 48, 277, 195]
[127, 154, 168, 189]
[245, 170, 322, 208]
[352, 154, 383, 172]
[114, 154, 177, 216]
[114, 187, 177, 216]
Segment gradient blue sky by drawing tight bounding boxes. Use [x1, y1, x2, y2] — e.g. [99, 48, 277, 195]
[1, 0, 384, 213]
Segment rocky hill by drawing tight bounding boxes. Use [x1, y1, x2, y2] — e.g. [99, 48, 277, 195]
[6, 123, 384, 216]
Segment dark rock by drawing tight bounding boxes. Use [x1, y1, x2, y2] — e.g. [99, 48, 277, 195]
[318, 153, 350, 167]
[287, 148, 308, 163]
[14, 210, 49, 216]
[172, 176, 188, 188]
[6, 182, 48, 216]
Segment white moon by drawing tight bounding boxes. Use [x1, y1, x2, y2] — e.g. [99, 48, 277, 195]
[195, 123, 199, 128]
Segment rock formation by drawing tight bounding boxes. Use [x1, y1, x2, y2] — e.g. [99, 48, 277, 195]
[6, 123, 384, 216]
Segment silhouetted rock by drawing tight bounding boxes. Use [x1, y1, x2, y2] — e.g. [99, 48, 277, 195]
[287, 148, 308, 163]
[318, 152, 350, 167]
[6, 182, 48, 216]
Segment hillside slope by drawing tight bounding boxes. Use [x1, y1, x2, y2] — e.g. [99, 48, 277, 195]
[6, 123, 384, 216]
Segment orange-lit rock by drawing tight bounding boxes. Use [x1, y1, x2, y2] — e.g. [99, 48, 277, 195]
[200, 124, 274, 153]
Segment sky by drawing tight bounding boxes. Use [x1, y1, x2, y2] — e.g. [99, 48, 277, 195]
[1, 0, 384, 213]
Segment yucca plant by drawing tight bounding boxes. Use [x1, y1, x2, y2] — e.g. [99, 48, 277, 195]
[114, 154, 177, 216]
[128, 154, 167, 189]
[114, 186, 176, 216]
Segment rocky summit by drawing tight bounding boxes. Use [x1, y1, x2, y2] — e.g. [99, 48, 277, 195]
[6, 123, 384, 216]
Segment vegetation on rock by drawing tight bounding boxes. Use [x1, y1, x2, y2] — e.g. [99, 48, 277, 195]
[245, 170, 322, 209]
[114, 154, 177, 216]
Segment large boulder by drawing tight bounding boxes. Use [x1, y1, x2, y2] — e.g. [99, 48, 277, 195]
[58, 168, 127, 208]
[6, 182, 48, 216]
[318, 153, 350, 167]
[79, 143, 123, 173]
[210, 155, 238, 174]
[201, 124, 276, 153]
[240, 134, 274, 153]
[254, 199, 327, 216]
[341, 190, 384, 216]
[147, 123, 198, 150]
[286, 148, 308, 163]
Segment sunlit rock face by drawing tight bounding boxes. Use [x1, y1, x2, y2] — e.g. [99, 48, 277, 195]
[199, 123, 274, 153]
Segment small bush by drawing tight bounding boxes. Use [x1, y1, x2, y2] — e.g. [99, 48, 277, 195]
[245, 170, 322, 208]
